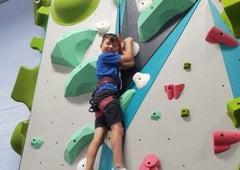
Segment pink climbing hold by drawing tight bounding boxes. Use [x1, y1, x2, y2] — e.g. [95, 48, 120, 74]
[213, 130, 240, 154]
[164, 84, 184, 100]
[174, 84, 185, 99]
[164, 84, 174, 100]
[139, 154, 161, 170]
[205, 26, 239, 47]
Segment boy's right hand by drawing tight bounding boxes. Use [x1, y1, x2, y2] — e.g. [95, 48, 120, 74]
[124, 37, 133, 43]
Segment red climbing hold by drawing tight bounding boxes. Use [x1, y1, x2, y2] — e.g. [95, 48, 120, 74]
[213, 130, 240, 154]
[205, 26, 239, 47]
[139, 154, 161, 170]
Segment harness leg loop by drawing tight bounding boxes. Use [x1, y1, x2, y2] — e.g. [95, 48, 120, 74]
[95, 96, 114, 118]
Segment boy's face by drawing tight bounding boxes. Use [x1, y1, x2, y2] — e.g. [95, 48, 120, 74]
[100, 37, 119, 53]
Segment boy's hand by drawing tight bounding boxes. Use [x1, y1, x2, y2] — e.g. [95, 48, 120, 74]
[124, 37, 133, 43]
[122, 37, 133, 51]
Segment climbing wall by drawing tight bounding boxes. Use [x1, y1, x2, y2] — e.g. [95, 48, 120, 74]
[124, 0, 240, 169]
[20, 0, 117, 169]
[19, 0, 240, 170]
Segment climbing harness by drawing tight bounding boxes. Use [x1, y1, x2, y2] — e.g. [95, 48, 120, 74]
[96, 76, 117, 88]
[89, 76, 118, 114]
[95, 95, 114, 118]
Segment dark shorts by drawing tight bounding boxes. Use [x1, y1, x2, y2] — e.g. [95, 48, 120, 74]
[92, 90, 123, 128]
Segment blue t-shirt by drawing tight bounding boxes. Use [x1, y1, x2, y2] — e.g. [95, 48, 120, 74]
[96, 52, 121, 92]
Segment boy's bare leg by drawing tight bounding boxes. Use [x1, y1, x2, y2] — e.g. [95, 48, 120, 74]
[86, 127, 107, 170]
[110, 122, 124, 167]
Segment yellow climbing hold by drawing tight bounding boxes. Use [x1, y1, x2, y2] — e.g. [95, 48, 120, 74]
[51, 0, 100, 26]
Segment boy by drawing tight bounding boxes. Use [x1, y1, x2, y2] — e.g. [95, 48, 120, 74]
[86, 33, 134, 170]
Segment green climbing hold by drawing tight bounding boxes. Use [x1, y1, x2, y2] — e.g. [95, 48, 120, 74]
[31, 137, 44, 149]
[34, 0, 51, 29]
[51, 0, 100, 26]
[120, 89, 136, 112]
[51, 28, 97, 68]
[10, 120, 29, 155]
[64, 58, 97, 97]
[11, 65, 39, 111]
[221, 0, 240, 38]
[64, 124, 94, 164]
[151, 111, 161, 120]
[227, 97, 240, 128]
[35, 6, 50, 30]
[30, 36, 45, 53]
[183, 62, 191, 70]
[138, 0, 196, 42]
[181, 108, 190, 117]
[113, 0, 122, 6]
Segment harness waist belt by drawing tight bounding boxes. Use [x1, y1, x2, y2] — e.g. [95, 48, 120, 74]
[97, 76, 117, 88]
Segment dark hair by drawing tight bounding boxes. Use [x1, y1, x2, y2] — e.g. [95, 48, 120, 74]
[102, 33, 119, 44]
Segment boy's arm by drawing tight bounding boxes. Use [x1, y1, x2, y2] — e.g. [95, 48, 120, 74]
[120, 61, 135, 70]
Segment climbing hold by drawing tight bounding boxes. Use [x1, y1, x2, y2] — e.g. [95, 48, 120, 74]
[51, 28, 97, 68]
[94, 20, 111, 34]
[65, 58, 97, 97]
[135, 0, 153, 13]
[34, 0, 51, 30]
[139, 154, 161, 170]
[10, 120, 29, 155]
[213, 130, 240, 154]
[164, 84, 174, 100]
[181, 108, 190, 117]
[132, 41, 140, 57]
[11, 64, 40, 111]
[164, 84, 184, 100]
[51, 0, 100, 26]
[120, 89, 136, 112]
[132, 72, 150, 89]
[31, 138, 44, 149]
[113, 0, 122, 6]
[64, 124, 94, 164]
[221, 0, 240, 38]
[77, 157, 87, 170]
[30, 36, 44, 53]
[138, 0, 196, 42]
[183, 62, 191, 70]
[151, 111, 161, 120]
[35, 6, 50, 30]
[226, 97, 240, 128]
[34, 0, 51, 13]
[205, 26, 239, 47]
[174, 84, 185, 99]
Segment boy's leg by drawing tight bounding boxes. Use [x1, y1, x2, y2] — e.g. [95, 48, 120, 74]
[110, 122, 124, 167]
[86, 127, 107, 170]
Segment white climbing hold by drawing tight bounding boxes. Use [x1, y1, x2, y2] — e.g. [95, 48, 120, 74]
[77, 157, 87, 170]
[135, 0, 153, 13]
[132, 41, 140, 57]
[133, 72, 150, 89]
[94, 20, 111, 34]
